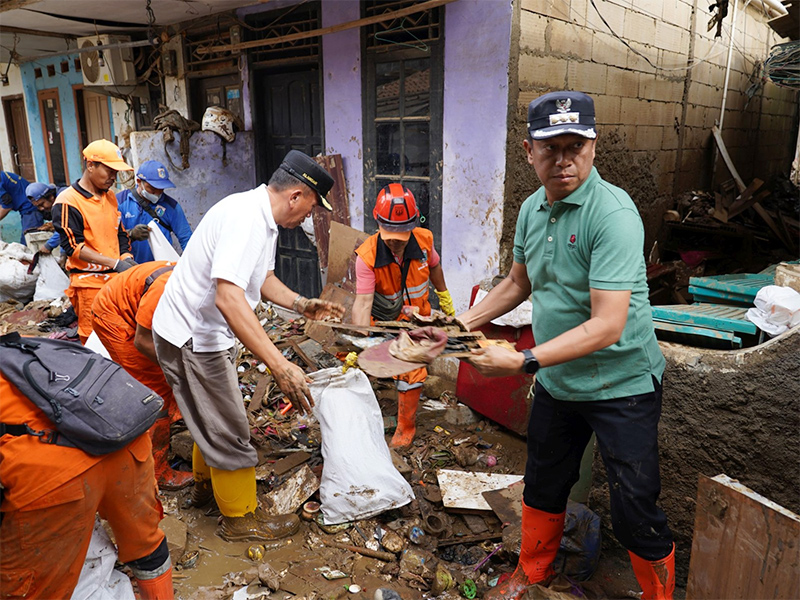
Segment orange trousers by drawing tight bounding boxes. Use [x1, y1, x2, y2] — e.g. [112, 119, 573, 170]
[0, 439, 164, 600]
[68, 285, 103, 344]
[92, 311, 180, 423]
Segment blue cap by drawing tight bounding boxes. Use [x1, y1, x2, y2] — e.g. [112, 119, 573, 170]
[136, 160, 175, 189]
[527, 91, 597, 140]
[26, 182, 56, 200]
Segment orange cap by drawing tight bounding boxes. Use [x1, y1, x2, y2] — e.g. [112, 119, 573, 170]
[378, 226, 412, 241]
[82, 139, 133, 171]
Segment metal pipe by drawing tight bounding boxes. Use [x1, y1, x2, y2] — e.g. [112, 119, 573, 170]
[755, 0, 789, 17]
[718, 0, 743, 135]
[18, 38, 156, 64]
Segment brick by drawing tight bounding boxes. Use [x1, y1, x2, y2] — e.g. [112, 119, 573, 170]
[518, 53, 569, 88]
[587, 0, 626, 34]
[623, 10, 657, 45]
[520, 10, 548, 52]
[630, 125, 664, 150]
[593, 94, 622, 124]
[662, 123, 680, 150]
[685, 106, 705, 127]
[626, 41, 657, 73]
[636, 0, 663, 18]
[567, 61, 608, 94]
[606, 66, 640, 97]
[654, 21, 683, 53]
[548, 18, 592, 58]
[591, 31, 628, 68]
[570, 0, 589, 23]
[658, 49, 686, 73]
[639, 73, 684, 104]
[662, 0, 691, 29]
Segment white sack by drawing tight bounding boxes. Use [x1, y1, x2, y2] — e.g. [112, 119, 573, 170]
[0, 242, 37, 302]
[69, 517, 135, 600]
[309, 368, 414, 524]
[146, 220, 180, 262]
[33, 253, 70, 301]
[746, 285, 800, 336]
[474, 288, 533, 328]
[85, 331, 112, 359]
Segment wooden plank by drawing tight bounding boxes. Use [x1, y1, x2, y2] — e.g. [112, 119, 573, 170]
[711, 126, 746, 193]
[304, 284, 356, 348]
[752, 202, 794, 251]
[725, 180, 765, 220]
[327, 221, 369, 293]
[311, 154, 350, 271]
[437, 469, 524, 511]
[482, 480, 525, 525]
[686, 474, 800, 599]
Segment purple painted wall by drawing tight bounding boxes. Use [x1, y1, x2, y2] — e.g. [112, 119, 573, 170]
[321, 1, 364, 229]
[442, 0, 513, 312]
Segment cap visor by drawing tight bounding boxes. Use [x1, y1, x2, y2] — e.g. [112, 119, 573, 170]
[152, 180, 176, 189]
[100, 159, 134, 171]
[531, 125, 596, 140]
[318, 195, 332, 211]
[379, 227, 412, 241]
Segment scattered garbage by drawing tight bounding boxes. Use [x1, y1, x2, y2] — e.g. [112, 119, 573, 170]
[746, 285, 800, 336]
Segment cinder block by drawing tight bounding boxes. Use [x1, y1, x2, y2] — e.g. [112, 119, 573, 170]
[631, 125, 664, 150]
[620, 97, 651, 124]
[520, 10, 548, 52]
[626, 41, 657, 73]
[662, 123, 680, 150]
[518, 53, 569, 88]
[549, 18, 592, 58]
[658, 49, 686, 73]
[521, 0, 550, 15]
[636, 0, 664, 19]
[591, 31, 628, 68]
[593, 94, 622, 124]
[685, 106, 705, 127]
[567, 61, 608, 94]
[623, 10, 657, 45]
[607, 66, 639, 97]
[655, 21, 683, 53]
[639, 74, 684, 104]
[586, 0, 626, 34]
[570, 0, 589, 23]
[661, 0, 691, 29]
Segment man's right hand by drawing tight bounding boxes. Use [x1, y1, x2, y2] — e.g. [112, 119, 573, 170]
[129, 224, 150, 241]
[272, 359, 314, 415]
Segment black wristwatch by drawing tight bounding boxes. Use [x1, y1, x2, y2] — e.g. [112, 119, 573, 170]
[521, 349, 540, 375]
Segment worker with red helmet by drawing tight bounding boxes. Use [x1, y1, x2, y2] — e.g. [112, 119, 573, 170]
[352, 183, 455, 448]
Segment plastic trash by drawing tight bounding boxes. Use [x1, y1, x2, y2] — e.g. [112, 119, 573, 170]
[309, 368, 414, 524]
[746, 285, 800, 336]
[146, 219, 180, 261]
[552, 500, 602, 581]
[33, 253, 69, 301]
[69, 517, 135, 600]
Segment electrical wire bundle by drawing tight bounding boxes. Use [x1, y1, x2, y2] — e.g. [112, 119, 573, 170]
[764, 41, 800, 89]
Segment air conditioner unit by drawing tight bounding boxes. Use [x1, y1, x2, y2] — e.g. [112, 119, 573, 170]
[78, 35, 136, 87]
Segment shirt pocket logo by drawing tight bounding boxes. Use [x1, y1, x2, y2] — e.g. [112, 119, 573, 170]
[567, 233, 577, 251]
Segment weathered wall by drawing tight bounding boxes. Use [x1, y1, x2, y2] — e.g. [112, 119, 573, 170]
[501, 0, 798, 270]
[441, 0, 514, 313]
[588, 326, 800, 584]
[0, 63, 27, 244]
[129, 130, 256, 229]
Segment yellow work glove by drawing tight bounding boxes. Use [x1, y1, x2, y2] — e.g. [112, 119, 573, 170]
[342, 351, 359, 373]
[435, 289, 456, 316]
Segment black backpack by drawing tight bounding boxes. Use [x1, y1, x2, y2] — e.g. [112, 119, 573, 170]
[0, 332, 164, 455]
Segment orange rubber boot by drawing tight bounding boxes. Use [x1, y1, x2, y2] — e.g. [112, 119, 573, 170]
[629, 544, 675, 600]
[136, 568, 174, 600]
[150, 417, 194, 491]
[390, 388, 421, 448]
[484, 503, 566, 600]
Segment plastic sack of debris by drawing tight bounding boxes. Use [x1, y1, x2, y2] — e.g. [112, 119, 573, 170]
[33, 253, 69, 301]
[745, 285, 800, 336]
[0, 242, 37, 302]
[147, 220, 180, 262]
[552, 500, 602, 581]
[309, 367, 414, 524]
[69, 516, 135, 600]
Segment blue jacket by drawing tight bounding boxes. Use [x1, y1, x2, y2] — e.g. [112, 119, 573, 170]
[117, 189, 193, 263]
[1, 172, 44, 244]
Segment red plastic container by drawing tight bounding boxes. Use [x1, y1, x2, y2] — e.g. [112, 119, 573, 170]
[455, 285, 535, 436]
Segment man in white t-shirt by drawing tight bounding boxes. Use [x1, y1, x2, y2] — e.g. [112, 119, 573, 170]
[152, 150, 344, 542]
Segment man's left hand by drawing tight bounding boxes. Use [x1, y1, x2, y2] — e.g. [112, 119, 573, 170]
[466, 346, 524, 378]
[299, 298, 346, 321]
[39, 246, 52, 255]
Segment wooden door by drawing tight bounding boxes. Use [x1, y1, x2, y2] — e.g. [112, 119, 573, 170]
[37, 89, 68, 186]
[82, 90, 112, 143]
[254, 69, 323, 299]
[2, 96, 35, 181]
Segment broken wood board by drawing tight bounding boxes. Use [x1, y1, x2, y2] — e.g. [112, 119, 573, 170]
[304, 283, 356, 349]
[437, 469, 524, 511]
[686, 474, 800, 599]
[312, 154, 350, 270]
[247, 376, 272, 414]
[711, 126, 746, 193]
[294, 337, 340, 370]
[482, 479, 525, 525]
[259, 464, 319, 516]
[327, 221, 368, 292]
[256, 451, 312, 480]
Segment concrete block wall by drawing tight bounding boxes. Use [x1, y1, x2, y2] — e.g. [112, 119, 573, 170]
[502, 0, 798, 268]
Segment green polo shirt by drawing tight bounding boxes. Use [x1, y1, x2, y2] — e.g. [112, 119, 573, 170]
[513, 166, 665, 401]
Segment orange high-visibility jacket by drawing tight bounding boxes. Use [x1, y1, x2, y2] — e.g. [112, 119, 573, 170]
[356, 227, 434, 318]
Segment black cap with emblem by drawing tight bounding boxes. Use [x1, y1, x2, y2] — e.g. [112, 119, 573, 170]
[527, 91, 597, 140]
[279, 150, 334, 211]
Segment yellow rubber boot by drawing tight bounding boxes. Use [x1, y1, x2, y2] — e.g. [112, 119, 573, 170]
[187, 444, 214, 508]
[211, 466, 300, 543]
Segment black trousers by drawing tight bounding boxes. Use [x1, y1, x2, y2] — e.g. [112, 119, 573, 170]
[523, 377, 674, 561]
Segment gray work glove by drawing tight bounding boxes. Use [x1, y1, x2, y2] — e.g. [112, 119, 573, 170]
[113, 258, 137, 273]
[129, 223, 151, 241]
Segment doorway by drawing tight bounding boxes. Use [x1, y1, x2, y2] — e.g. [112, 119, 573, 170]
[37, 89, 68, 186]
[254, 69, 323, 299]
[76, 88, 112, 148]
[2, 96, 35, 181]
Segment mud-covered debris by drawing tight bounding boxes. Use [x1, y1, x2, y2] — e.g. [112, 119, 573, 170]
[256, 562, 281, 591]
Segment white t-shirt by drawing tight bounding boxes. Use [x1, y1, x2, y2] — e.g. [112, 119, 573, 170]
[152, 184, 278, 352]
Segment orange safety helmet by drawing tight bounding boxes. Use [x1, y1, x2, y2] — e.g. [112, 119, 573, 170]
[373, 183, 419, 232]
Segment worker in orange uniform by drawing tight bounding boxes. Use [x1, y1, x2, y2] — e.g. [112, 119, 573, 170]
[52, 139, 136, 344]
[0, 373, 173, 600]
[352, 184, 456, 448]
[92, 260, 194, 491]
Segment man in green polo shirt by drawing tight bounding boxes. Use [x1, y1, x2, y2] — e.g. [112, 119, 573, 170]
[459, 91, 674, 600]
